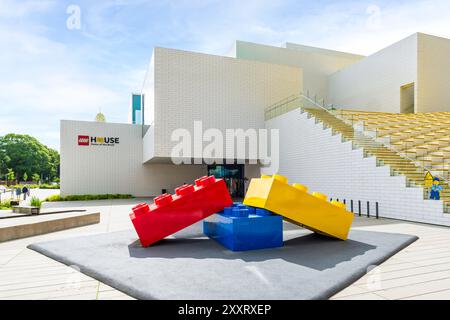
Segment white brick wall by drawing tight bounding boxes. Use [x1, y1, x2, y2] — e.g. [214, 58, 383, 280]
[264, 109, 450, 226]
[147, 47, 302, 160]
[327, 34, 418, 113]
[235, 41, 363, 100]
[61, 120, 206, 197]
[327, 32, 450, 113]
[417, 33, 450, 112]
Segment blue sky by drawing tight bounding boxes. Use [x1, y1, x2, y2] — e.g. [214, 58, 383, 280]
[1, 0, 450, 150]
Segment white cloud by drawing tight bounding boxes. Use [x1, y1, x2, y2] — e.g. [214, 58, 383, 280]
[0, 1, 142, 150]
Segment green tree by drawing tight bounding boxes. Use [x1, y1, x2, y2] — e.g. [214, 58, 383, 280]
[0, 147, 10, 176]
[23, 172, 28, 182]
[6, 168, 15, 182]
[0, 134, 60, 182]
[32, 173, 40, 183]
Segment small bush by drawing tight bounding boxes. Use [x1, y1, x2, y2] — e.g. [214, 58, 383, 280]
[30, 196, 42, 208]
[6, 184, 60, 190]
[39, 184, 60, 189]
[44, 194, 133, 202]
[0, 200, 12, 210]
[45, 194, 61, 202]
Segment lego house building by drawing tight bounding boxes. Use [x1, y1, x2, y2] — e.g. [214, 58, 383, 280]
[61, 32, 450, 226]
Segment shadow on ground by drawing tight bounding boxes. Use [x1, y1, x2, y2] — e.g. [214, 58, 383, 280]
[127, 228, 376, 271]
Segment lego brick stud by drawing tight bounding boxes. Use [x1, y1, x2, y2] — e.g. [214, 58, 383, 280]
[292, 183, 308, 193]
[231, 206, 250, 217]
[312, 192, 327, 201]
[273, 174, 288, 184]
[255, 208, 272, 216]
[195, 175, 216, 187]
[224, 203, 255, 217]
[331, 200, 346, 209]
[261, 174, 272, 179]
[175, 184, 195, 196]
[132, 203, 149, 216]
[154, 193, 173, 207]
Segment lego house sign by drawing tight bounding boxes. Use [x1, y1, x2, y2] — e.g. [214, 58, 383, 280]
[78, 135, 120, 147]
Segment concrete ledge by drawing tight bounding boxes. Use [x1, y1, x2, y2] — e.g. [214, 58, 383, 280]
[0, 211, 100, 243]
[13, 206, 40, 215]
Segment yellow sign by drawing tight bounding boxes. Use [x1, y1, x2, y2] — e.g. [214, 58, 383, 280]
[425, 172, 434, 188]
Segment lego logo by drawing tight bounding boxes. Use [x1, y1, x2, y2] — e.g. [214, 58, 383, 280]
[78, 135, 90, 146]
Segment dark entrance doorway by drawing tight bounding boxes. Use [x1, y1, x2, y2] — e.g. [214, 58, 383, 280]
[207, 164, 245, 198]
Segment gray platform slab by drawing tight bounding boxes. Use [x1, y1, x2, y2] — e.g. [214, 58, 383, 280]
[28, 223, 418, 300]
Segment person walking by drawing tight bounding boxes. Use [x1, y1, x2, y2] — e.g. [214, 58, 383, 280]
[22, 185, 29, 201]
[15, 187, 22, 201]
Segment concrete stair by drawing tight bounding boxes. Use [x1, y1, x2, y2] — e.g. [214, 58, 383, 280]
[303, 108, 450, 213]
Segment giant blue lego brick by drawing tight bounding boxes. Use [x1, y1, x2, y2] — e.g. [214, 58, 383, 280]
[203, 203, 283, 251]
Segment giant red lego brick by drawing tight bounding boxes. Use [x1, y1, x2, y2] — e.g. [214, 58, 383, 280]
[129, 176, 233, 247]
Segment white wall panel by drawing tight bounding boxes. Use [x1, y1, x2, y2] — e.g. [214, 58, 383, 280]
[327, 34, 418, 113]
[235, 41, 363, 100]
[150, 47, 302, 160]
[417, 33, 450, 112]
[60, 120, 205, 197]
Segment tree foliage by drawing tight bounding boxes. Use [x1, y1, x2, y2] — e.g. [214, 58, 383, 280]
[0, 134, 60, 182]
[6, 168, 14, 181]
[32, 173, 40, 183]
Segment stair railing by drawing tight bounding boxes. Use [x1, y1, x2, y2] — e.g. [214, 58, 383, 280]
[264, 92, 450, 189]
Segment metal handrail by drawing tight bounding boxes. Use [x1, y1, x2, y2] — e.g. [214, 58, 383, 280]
[265, 94, 299, 113]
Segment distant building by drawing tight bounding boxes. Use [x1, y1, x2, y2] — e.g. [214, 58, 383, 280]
[130, 94, 142, 125]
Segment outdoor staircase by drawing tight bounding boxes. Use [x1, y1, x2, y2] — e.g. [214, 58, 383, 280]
[264, 93, 450, 214]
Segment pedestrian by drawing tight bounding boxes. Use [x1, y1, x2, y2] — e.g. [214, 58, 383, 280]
[22, 185, 29, 201]
[15, 187, 22, 201]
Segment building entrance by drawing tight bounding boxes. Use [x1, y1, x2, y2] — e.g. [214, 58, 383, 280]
[207, 164, 245, 198]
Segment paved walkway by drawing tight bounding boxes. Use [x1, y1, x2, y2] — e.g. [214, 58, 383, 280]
[0, 198, 449, 300]
[0, 199, 137, 300]
[332, 218, 450, 300]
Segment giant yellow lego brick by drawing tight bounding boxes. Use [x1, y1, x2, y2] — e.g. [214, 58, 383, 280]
[243, 175, 354, 240]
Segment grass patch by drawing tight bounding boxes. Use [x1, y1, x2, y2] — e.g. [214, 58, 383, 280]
[45, 194, 133, 202]
[0, 200, 12, 210]
[7, 184, 60, 190]
[30, 196, 43, 208]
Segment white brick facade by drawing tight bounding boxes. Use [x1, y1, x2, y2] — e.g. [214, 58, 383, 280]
[143, 47, 302, 161]
[327, 33, 450, 113]
[417, 33, 450, 112]
[60, 120, 206, 197]
[264, 109, 450, 226]
[327, 34, 418, 113]
[234, 41, 363, 100]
